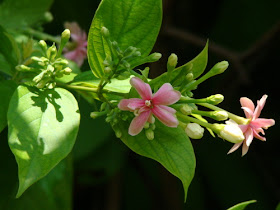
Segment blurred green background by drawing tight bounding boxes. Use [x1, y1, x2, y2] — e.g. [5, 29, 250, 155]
[1, 0, 280, 209]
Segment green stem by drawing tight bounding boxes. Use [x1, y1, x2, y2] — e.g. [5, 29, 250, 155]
[198, 103, 249, 124]
[57, 83, 125, 97]
[176, 112, 215, 130]
[24, 28, 60, 43]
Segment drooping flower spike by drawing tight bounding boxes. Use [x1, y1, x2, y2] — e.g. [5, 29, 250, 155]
[228, 95, 275, 156]
[63, 22, 88, 67]
[118, 77, 181, 136]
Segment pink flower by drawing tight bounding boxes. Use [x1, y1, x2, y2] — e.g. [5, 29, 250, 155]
[228, 95, 275, 156]
[118, 77, 181, 136]
[63, 22, 87, 67]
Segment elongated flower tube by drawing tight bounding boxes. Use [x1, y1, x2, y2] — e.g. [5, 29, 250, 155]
[118, 77, 181, 136]
[228, 95, 275, 156]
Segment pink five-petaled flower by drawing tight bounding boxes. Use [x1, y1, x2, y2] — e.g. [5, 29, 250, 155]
[63, 22, 87, 67]
[118, 77, 181, 136]
[228, 95, 275, 156]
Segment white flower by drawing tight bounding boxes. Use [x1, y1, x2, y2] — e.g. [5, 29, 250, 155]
[218, 120, 244, 143]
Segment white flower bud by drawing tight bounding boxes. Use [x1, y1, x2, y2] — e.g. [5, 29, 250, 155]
[211, 111, 228, 121]
[185, 123, 204, 139]
[214, 120, 244, 143]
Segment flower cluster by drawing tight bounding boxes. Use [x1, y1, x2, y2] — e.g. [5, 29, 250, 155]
[117, 78, 274, 156]
[16, 29, 73, 89]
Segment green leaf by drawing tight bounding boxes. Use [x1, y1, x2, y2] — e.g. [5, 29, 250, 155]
[112, 120, 196, 201]
[174, 40, 208, 80]
[0, 80, 17, 133]
[88, 0, 162, 78]
[0, 25, 19, 74]
[8, 85, 80, 198]
[150, 41, 208, 88]
[0, 0, 54, 29]
[227, 200, 257, 210]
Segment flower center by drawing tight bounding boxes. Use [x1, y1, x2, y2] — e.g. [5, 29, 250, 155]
[145, 100, 152, 107]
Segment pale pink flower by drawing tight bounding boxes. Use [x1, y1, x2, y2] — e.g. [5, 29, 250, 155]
[63, 22, 87, 67]
[228, 95, 275, 156]
[118, 77, 181, 136]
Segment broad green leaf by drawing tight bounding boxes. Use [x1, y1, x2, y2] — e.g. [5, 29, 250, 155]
[150, 41, 208, 88]
[112, 120, 196, 201]
[0, 80, 17, 133]
[0, 25, 18, 74]
[227, 200, 257, 210]
[173, 40, 208, 80]
[88, 0, 162, 78]
[8, 85, 80, 197]
[0, 0, 53, 29]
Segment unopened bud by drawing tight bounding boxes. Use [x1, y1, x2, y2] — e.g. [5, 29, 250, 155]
[63, 67, 72, 75]
[46, 65, 55, 73]
[145, 129, 154, 140]
[185, 73, 193, 81]
[16, 65, 32, 72]
[211, 111, 228, 121]
[101, 27, 110, 38]
[104, 66, 112, 74]
[209, 61, 229, 75]
[39, 40, 48, 51]
[33, 72, 45, 83]
[115, 129, 122, 138]
[133, 51, 141, 57]
[180, 104, 193, 115]
[43, 12, 53, 23]
[148, 52, 162, 62]
[185, 123, 204, 139]
[207, 94, 224, 105]
[47, 44, 57, 61]
[167, 53, 178, 71]
[144, 122, 150, 129]
[36, 78, 49, 89]
[61, 29, 71, 42]
[213, 120, 244, 143]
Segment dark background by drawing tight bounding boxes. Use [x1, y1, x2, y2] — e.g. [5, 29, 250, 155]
[44, 0, 280, 209]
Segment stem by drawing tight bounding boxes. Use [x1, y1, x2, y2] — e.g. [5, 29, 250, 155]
[57, 83, 125, 97]
[24, 28, 60, 43]
[198, 103, 249, 124]
[176, 112, 215, 130]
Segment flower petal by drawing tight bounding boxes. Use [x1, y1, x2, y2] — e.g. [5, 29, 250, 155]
[240, 97, 255, 118]
[241, 107, 254, 119]
[227, 142, 243, 154]
[242, 142, 249, 156]
[244, 128, 254, 147]
[128, 110, 151, 136]
[157, 105, 176, 114]
[152, 105, 178, 127]
[126, 99, 145, 110]
[130, 77, 152, 100]
[252, 129, 266, 141]
[251, 118, 275, 129]
[152, 83, 181, 105]
[253, 95, 267, 120]
[118, 99, 132, 111]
